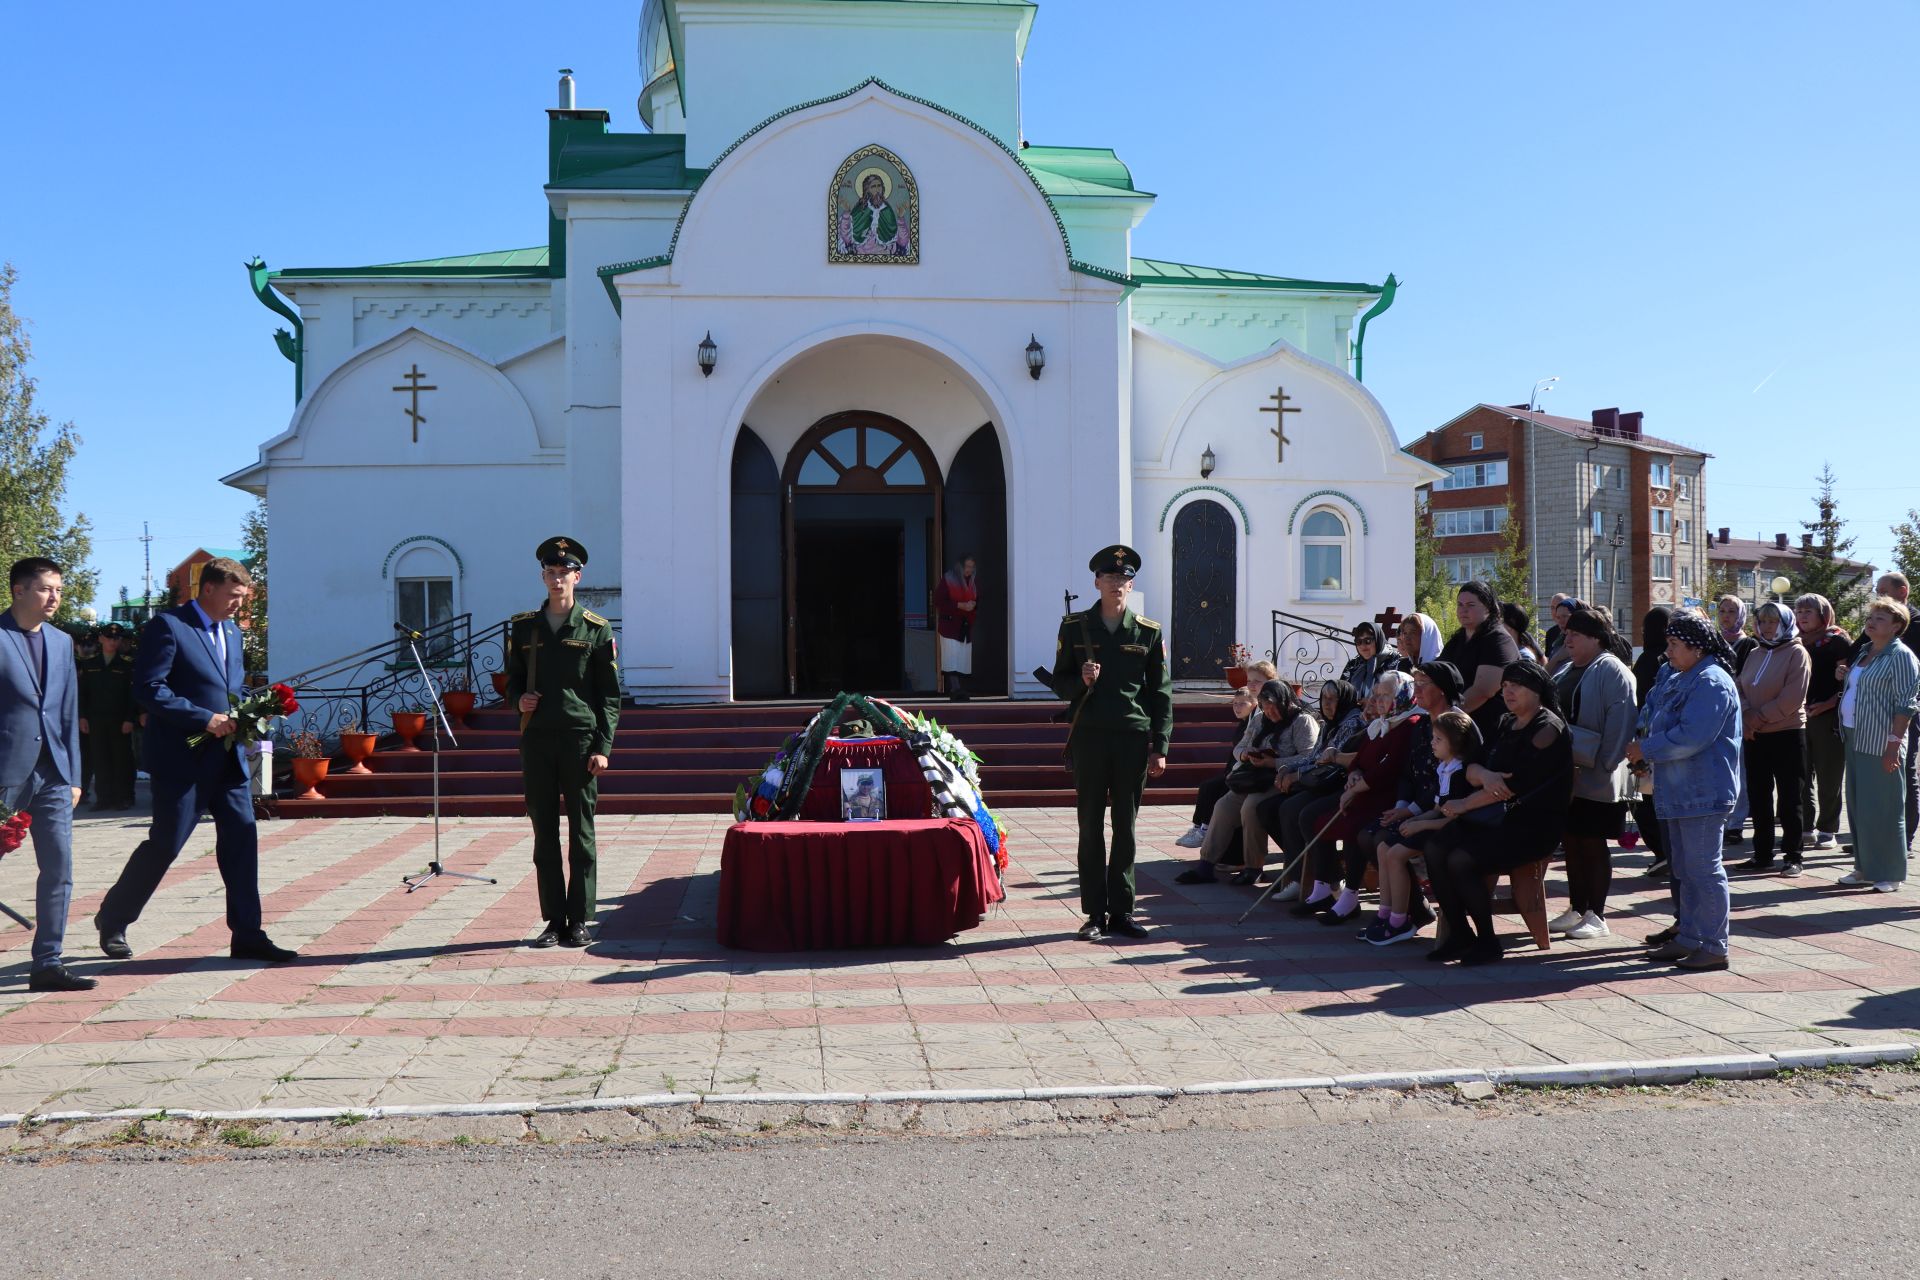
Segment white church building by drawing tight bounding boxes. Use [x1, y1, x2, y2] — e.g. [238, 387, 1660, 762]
[226, 0, 1442, 702]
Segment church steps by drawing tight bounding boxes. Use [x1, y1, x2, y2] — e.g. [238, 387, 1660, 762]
[269, 699, 1236, 819]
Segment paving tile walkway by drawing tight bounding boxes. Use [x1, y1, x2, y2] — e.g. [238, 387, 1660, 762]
[0, 806, 1914, 1116]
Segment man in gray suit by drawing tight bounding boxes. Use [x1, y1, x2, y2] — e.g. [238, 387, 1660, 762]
[0, 557, 94, 991]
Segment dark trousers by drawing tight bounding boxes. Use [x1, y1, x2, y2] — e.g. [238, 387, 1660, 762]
[100, 769, 264, 942]
[1747, 727, 1807, 860]
[1191, 773, 1230, 825]
[1802, 709, 1845, 834]
[88, 727, 136, 809]
[1633, 795, 1665, 857]
[1429, 844, 1496, 943]
[17, 748, 74, 969]
[1905, 720, 1919, 850]
[522, 730, 600, 927]
[1072, 730, 1149, 921]
[1563, 834, 1613, 915]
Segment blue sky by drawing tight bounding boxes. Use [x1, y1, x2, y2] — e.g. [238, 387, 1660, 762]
[4, 0, 1915, 609]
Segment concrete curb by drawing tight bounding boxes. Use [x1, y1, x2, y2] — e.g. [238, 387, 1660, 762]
[2, 1042, 1913, 1129]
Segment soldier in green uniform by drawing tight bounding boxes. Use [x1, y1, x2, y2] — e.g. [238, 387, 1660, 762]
[504, 536, 622, 948]
[78, 622, 139, 811]
[1050, 545, 1173, 941]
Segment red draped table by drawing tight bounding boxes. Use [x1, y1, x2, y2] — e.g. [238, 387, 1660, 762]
[717, 818, 1004, 951]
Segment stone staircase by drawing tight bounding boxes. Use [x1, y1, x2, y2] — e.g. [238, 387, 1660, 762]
[269, 696, 1237, 818]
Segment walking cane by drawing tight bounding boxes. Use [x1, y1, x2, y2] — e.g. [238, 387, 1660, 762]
[1237, 788, 1357, 925]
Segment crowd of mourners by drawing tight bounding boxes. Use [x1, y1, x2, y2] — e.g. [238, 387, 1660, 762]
[1172, 574, 1920, 968]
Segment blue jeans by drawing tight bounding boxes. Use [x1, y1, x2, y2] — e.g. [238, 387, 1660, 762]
[14, 750, 75, 969]
[1664, 810, 1733, 957]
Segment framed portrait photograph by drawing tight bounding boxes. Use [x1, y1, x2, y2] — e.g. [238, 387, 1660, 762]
[840, 768, 888, 822]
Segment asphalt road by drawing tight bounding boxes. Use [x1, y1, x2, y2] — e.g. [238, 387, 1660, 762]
[7, 1097, 1917, 1279]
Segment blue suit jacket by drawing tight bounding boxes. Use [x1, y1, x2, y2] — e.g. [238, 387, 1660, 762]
[0, 613, 81, 792]
[135, 604, 250, 784]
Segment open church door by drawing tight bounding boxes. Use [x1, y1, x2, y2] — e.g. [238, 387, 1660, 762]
[730, 428, 785, 698]
[941, 425, 1008, 695]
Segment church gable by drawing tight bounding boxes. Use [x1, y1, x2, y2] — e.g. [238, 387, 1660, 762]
[266, 329, 555, 469]
[657, 83, 1073, 300]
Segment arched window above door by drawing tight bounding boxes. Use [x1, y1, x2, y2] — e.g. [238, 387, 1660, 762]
[788, 415, 934, 492]
[1300, 508, 1351, 600]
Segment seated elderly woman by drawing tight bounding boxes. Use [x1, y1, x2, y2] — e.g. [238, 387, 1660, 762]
[1246, 679, 1365, 896]
[1340, 622, 1405, 697]
[1296, 671, 1423, 923]
[1188, 681, 1319, 885]
[1836, 596, 1920, 892]
[1175, 661, 1279, 851]
[1423, 660, 1576, 965]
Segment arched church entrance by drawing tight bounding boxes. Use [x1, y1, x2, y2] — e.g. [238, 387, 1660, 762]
[1170, 499, 1237, 682]
[782, 412, 942, 697]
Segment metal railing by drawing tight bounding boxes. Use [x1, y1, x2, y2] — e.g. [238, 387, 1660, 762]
[1266, 609, 1358, 695]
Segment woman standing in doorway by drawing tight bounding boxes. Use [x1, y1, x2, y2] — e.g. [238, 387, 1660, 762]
[934, 554, 980, 701]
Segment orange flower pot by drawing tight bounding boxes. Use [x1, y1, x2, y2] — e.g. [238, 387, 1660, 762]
[1223, 666, 1248, 689]
[338, 731, 377, 775]
[290, 757, 330, 801]
[390, 711, 428, 752]
[443, 690, 475, 728]
[490, 672, 509, 701]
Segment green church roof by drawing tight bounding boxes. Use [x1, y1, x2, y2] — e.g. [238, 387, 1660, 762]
[1128, 257, 1381, 294]
[1021, 146, 1149, 198]
[273, 248, 551, 280]
[548, 131, 708, 192]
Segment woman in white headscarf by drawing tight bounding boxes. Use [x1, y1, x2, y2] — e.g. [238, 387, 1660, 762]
[1396, 613, 1443, 666]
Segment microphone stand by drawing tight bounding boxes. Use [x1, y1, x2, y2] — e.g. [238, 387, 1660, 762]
[397, 628, 497, 893]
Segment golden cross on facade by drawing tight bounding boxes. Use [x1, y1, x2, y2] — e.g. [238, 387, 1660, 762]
[1260, 386, 1302, 463]
[391, 364, 437, 443]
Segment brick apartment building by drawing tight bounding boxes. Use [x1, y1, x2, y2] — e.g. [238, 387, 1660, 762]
[1708, 529, 1875, 611]
[1408, 405, 1711, 623]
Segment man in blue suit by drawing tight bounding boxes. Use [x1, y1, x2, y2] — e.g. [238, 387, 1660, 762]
[0, 557, 94, 991]
[95, 557, 296, 963]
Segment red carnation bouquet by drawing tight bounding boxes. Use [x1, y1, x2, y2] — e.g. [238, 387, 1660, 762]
[188, 681, 300, 750]
[0, 804, 30, 855]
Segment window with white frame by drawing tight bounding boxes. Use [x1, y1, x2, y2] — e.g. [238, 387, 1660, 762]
[1441, 555, 1499, 584]
[1591, 510, 1606, 537]
[392, 542, 460, 661]
[1677, 519, 1691, 543]
[1438, 460, 1508, 490]
[1596, 464, 1625, 491]
[1652, 554, 1674, 581]
[1468, 433, 1484, 451]
[1594, 557, 1607, 585]
[1652, 508, 1673, 535]
[1300, 509, 1350, 597]
[1681, 565, 1692, 588]
[1432, 506, 1507, 537]
[1650, 457, 1673, 488]
[1676, 475, 1690, 500]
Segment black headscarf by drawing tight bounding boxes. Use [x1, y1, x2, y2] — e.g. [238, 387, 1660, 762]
[1254, 680, 1300, 745]
[1416, 660, 1465, 704]
[1633, 606, 1672, 703]
[1664, 611, 1738, 675]
[1319, 678, 1361, 732]
[1564, 606, 1634, 666]
[1501, 658, 1563, 718]
[1457, 580, 1499, 636]
[1640, 605, 1673, 655]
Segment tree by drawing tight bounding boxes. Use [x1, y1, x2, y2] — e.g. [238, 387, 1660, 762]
[240, 496, 268, 673]
[1490, 499, 1531, 614]
[1891, 508, 1920, 585]
[1796, 463, 1872, 629]
[0, 264, 96, 619]
[1411, 495, 1452, 622]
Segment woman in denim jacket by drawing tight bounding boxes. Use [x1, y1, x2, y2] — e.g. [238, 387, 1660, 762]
[1626, 612, 1743, 970]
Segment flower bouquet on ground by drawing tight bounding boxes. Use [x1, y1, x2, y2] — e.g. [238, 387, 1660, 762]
[187, 681, 299, 750]
[0, 804, 34, 930]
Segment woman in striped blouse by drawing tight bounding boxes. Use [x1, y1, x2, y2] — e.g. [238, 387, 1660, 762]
[1837, 597, 1920, 892]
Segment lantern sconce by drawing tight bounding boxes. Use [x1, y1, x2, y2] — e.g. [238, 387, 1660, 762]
[696, 330, 718, 377]
[1024, 334, 1045, 380]
[1200, 444, 1216, 479]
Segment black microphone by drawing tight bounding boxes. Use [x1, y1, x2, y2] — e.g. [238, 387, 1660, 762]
[393, 623, 424, 640]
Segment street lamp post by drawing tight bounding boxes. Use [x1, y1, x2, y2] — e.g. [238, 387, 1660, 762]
[1529, 376, 1559, 413]
[1770, 574, 1792, 604]
[1608, 514, 1626, 616]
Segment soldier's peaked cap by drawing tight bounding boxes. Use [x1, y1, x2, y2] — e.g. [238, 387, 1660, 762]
[537, 536, 587, 568]
[1090, 544, 1140, 578]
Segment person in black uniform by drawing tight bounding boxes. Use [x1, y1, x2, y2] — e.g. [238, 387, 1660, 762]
[504, 537, 622, 948]
[79, 622, 139, 810]
[1050, 545, 1173, 941]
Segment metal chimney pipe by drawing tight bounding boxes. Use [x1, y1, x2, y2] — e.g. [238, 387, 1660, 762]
[558, 68, 576, 110]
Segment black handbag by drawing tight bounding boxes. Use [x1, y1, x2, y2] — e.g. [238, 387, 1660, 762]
[1226, 763, 1277, 794]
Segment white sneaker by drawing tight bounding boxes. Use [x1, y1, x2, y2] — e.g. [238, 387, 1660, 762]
[1547, 909, 1584, 935]
[1814, 831, 1837, 849]
[1174, 823, 1208, 849]
[1276, 881, 1301, 902]
[1837, 872, 1869, 886]
[1874, 881, 1901, 893]
[1566, 912, 1611, 940]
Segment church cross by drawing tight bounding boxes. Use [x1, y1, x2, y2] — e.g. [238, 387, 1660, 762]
[1374, 606, 1405, 635]
[1260, 386, 1302, 463]
[391, 364, 437, 443]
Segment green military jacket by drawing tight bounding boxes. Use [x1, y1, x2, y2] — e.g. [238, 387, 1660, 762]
[1050, 606, 1175, 754]
[504, 602, 622, 756]
[78, 653, 138, 726]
